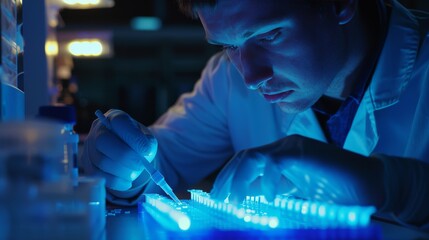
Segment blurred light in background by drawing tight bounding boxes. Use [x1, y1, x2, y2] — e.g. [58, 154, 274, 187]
[47, 0, 114, 27]
[57, 31, 113, 58]
[131, 17, 162, 31]
[49, 0, 114, 9]
[63, 0, 101, 5]
[45, 40, 59, 56]
[67, 39, 105, 57]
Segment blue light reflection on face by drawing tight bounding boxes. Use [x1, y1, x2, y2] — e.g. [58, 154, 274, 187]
[198, 0, 351, 114]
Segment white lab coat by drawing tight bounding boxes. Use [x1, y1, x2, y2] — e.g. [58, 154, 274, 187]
[147, 0, 429, 192]
[108, 1, 429, 226]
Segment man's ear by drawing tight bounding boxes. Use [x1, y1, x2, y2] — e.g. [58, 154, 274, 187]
[335, 0, 357, 25]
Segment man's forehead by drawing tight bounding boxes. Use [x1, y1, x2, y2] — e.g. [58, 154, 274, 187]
[196, 0, 334, 19]
[199, 2, 295, 46]
[197, 0, 290, 25]
[193, 0, 340, 9]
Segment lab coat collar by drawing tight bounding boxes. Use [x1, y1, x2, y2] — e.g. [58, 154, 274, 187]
[343, 1, 422, 155]
[285, 108, 327, 143]
[287, 1, 422, 155]
[369, 0, 420, 110]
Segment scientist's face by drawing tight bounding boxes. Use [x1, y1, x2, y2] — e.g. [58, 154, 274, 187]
[197, 0, 349, 113]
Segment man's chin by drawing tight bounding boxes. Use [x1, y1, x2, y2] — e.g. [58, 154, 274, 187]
[277, 102, 308, 114]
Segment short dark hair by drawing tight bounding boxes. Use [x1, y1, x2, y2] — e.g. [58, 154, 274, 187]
[176, 0, 358, 19]
[177, 0, 216, 18]
[176, 0, 384, 36]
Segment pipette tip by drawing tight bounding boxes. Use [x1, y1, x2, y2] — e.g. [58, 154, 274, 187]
[170, 194, 182, 205]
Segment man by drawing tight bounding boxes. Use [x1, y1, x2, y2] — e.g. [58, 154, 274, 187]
[81, 0, 429, 229]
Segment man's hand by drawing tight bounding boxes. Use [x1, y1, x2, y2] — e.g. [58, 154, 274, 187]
[211, 135, 385, 208]
[80, 109, 158, 191]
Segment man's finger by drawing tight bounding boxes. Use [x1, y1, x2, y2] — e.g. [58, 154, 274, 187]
[95, 130, 145, 171]
[229, 151, 266, 204]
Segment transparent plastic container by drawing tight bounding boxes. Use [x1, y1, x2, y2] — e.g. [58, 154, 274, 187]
[38, 105, 79, 187]
[1, 0, 18, 87]
[0, 120, 65, 239]
[0, 120, 105, 240]
[63, 122, 79, 186]
[0, 120, 65, 185]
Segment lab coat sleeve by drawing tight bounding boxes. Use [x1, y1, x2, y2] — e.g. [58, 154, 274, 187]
[381, 30, 429, 230]
[105, 52, 237, 206]
[146, 52, 236, 194]
[372, 57, 429, 230]
[374, 154, 429, 231]
[371, 10, 429, 229]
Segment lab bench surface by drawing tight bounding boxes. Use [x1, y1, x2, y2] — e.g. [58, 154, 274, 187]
[105, 206, 429, 240]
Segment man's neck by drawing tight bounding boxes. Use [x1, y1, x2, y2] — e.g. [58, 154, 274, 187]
[325, 3, 386, 100]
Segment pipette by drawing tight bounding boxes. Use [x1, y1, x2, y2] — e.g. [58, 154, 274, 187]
[95, 110, 181, 205]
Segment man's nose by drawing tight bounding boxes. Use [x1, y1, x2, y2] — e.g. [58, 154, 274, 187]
[239, 45, 273, 90]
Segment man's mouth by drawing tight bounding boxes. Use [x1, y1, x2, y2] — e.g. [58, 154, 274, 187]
[262, 90, 294, 103]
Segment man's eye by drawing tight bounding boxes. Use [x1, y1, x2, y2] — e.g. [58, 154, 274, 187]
[223, 45, 238, 51]
[260, 30, 281, 42]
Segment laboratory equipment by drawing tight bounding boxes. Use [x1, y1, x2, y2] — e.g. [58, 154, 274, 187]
[0, 0, 24, 121]
[0, 120, 105, 240]
[139, 190, 380, 239]
[0, 0, 19, 86]
[38, 105, 79, 187]
[95, 109, 181, 204]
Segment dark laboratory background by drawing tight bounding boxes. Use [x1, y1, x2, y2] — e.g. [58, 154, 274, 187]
[55, 0, 429, 134]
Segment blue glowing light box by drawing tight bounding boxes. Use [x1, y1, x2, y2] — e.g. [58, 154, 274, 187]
[139, 190, 380, 239]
